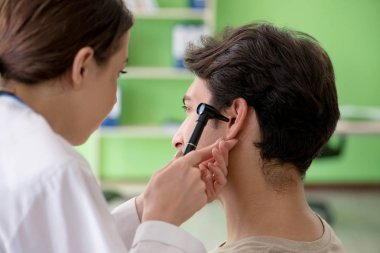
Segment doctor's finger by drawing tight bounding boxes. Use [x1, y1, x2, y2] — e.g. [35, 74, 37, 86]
[182, 141, 220, 166]
[212, 147, 227, 176]
[209, 163, 227, 192]
[209, 162, 227, 185]
[184, 138, 237, 166]
[217, 139, 238, 173]
[200, 164, 216, 201]
[174, 150, 183, 159]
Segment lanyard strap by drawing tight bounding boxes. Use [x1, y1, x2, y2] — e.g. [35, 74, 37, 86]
[0, 90, 26, 105]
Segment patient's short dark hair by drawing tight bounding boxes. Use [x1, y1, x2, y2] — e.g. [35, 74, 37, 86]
[185, 23, 340, 177]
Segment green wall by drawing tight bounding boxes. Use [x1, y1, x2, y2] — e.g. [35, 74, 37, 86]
[215, 0, 380, 107]
[128, 19, 202, 67]
[99, 136, 174, 180]
[215, 0, 380, 184]
[118, 78, 190, 124]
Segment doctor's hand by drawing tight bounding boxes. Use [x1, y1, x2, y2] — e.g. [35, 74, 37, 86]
[137, 139, 237, 226]
[199, 139, 235, 203]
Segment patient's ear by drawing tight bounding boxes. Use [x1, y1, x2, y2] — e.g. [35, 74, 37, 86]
[225, 98, 248, 139]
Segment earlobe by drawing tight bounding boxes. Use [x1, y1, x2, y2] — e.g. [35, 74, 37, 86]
[71, 47, 94, 90]
[225, 98, 248, 139]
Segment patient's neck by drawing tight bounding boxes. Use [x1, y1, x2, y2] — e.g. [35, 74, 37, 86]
[219, 163, 323, 245]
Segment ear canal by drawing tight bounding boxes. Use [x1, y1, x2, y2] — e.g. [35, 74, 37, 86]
[229, 117, 236, 126]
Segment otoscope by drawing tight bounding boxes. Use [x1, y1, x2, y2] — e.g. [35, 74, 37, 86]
[182, 103, 229, 155]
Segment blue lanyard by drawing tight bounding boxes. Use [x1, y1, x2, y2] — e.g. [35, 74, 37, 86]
[0, 90, 26, 105]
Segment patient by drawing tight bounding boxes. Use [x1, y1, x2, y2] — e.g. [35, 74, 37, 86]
[172, 23, 345, 252]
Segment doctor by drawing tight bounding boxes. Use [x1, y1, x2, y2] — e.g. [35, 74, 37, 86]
[0, 0, 237, 252]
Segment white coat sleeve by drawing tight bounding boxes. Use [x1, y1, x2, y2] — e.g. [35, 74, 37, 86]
[131, 221, 207, 253]
[112, 198, 141, 250]
[113, 199, 207, 253]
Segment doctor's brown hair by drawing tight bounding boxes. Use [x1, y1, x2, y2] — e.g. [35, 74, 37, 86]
[185, 23, 339, 179]
[0, 0, 133, 84]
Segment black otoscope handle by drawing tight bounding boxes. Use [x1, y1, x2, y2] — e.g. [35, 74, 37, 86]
[183, 113, 208, 155]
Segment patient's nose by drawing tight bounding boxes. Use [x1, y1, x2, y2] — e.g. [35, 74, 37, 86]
[171, 129, 184, 152]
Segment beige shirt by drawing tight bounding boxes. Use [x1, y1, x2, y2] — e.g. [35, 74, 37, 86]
[209, 217, 345, 253]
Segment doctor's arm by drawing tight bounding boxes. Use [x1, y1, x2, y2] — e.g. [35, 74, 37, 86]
[113, 139, 237, 252]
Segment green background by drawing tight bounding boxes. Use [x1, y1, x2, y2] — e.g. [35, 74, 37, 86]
[213, 0, 380, 184]
[77, 0, 380, 184]
[214, 0, 380, 107]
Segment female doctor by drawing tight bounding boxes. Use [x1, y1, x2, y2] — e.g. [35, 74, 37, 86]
[0, 0, 237, 252]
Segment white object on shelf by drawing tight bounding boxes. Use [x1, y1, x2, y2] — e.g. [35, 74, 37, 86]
[172, 24, 210, 68]
[133, 8, 204, 20]
[123, 0, 158, 13]
[190, 0, 206, 9]
[101, 86, 122, 126]
[110, 86, 121, 120]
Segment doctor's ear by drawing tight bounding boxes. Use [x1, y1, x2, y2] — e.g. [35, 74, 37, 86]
[224, 98, 248, 139]
[70, 47, 94, 90]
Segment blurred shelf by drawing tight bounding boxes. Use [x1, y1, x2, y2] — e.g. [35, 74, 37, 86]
[97, 120, 380, 138]
[335, 120, 380, 135]
[98, 125, 180, 138]
[97, 120, 380, 139]
[120, 67, 195, 80]
[134, 8, 205, 20]
[340, 105, 380, 121]
[101, 180, 147, 195]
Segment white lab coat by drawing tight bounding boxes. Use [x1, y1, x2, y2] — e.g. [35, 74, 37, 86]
[0, 95, 206, 253]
